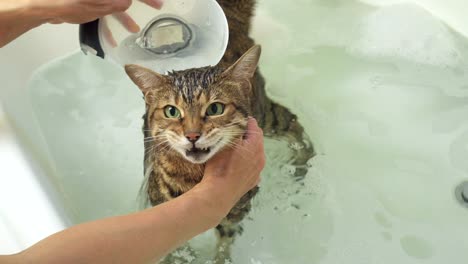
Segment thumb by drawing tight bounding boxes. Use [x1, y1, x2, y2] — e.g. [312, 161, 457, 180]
[243, 118, 263, 144]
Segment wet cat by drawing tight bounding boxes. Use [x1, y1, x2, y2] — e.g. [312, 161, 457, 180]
[125, 0, 314, 263]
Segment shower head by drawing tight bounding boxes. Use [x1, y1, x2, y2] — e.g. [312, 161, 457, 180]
[136, 16, 193, 55]
[79, 0, 229, 74]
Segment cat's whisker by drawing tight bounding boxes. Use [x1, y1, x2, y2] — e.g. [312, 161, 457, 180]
[222, 131, 264, 138]
[144, 137, 165, 143]
[145, 139, 172, 156]
[222, 124, 262, 133]
[144, 134, 167, 139]
[220, 131, 246, 136]
[153, 141, 171, 150]
[223, 121, 245, 127]
[223, 120, 248, 127]
[144, 138, 156, 143]
[144, 147, 154, 157]
[223, 125, 263, 133]
[143, 134, 170, 143]
[157, 144, 173, 155]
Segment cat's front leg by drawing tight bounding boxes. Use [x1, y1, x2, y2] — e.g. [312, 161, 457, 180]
[213, 187, 258, 264]
[262, 102, 315, 178]
[214, 222, 242, 264]
[288, 123, 315, 178]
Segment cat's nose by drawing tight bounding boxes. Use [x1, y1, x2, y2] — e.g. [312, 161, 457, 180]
[185, 132, 201, 143]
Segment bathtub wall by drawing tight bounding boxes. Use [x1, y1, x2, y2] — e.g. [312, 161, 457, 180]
[0, 24, 78, 253]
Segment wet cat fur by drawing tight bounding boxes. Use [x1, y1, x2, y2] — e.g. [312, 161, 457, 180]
[125, 0, 314, 262]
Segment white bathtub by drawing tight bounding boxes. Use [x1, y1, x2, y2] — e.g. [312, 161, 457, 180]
[0, 23, 78, 253]
[1, 0, 468, 262]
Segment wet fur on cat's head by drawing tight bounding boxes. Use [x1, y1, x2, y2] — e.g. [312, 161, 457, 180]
[125, 45, 261, 164]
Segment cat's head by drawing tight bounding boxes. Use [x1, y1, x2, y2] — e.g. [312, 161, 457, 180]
[125, 45, 261, 164]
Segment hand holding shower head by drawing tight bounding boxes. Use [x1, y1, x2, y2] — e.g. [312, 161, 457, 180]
[79, 0, 229, 74]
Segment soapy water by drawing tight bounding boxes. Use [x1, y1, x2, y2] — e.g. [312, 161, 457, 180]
[29, 0, 468, 263]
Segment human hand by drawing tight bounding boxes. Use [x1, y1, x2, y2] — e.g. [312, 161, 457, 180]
[195, 118, 266, 219]
[44, 0, 163, 25]
[42, 0, 164, 47]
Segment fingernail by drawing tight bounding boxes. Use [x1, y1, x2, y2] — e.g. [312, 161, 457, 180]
[130, 23, 141, 33]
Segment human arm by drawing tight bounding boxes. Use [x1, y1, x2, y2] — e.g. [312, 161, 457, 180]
[0, 0, 163, 48]
[0, 118, 265, 264]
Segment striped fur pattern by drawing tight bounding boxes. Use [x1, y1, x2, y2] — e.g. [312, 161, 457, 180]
[125, 0, 314, 263]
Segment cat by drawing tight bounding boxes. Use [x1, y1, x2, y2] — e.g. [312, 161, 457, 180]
[125, 0, 314, 263]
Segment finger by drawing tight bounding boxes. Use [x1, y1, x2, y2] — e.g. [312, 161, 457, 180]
[140, 0, 164, 9]
[102, 21, 118, 47]
[205, 147, 232, 166]
[113, 0, 133, 12]
[113, 12, 141, 33]
[243, 119, 263, 146]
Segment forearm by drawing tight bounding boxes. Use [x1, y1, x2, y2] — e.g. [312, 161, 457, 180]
[10, 186, 224, 264]
[0, 0, 51, 48]
[0, 119, 264, 264]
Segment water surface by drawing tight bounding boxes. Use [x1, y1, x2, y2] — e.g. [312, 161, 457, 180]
[30, 0, 468, 263]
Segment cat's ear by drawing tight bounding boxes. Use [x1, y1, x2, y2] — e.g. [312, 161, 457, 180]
[223, 45, 261, 80]
[125, 64, 166, 95]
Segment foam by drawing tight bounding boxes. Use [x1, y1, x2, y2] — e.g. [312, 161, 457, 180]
[348, 4, 462, 67]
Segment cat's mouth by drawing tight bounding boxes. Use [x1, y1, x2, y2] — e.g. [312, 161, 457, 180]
[186, 147, 211, 157]
[181, 138, 224, 164]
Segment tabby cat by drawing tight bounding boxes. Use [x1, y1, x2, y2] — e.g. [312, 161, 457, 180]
[125, 0, 314, 262]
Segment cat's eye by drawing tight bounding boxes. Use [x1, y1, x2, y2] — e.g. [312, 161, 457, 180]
[164, 105, 181, 119]
[206, 103, 225, 116]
